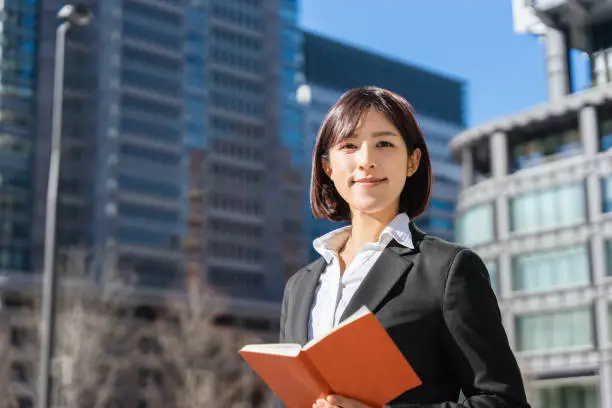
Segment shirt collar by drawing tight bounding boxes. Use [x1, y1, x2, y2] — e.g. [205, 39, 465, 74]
[312, 213, 414, 264]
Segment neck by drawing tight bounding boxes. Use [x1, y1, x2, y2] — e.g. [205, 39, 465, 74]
[346, 208, 399, 252]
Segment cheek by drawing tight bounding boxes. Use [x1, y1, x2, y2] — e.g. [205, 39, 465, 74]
[329, 156, 354, 178]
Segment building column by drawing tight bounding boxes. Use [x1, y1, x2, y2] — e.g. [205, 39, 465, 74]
[503, 308, 516, 350]
[490, 131, 508, 179]
[461, 147, 474, 191]
[580, 105, 599, 158]
[490, 131, 510, 241]
[499, 251, 513, 301]
[600, 356, 612, 408]
[580, 105, 603, 227]
[544, 26, 571, 102]
[499, 252, 515, 350]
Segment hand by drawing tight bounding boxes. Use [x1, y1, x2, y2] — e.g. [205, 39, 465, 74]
[313, 394, 385, 408]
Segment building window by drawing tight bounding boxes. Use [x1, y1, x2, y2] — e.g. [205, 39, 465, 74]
[510, 126, 581, 172]
[484, 260, 498, 295]
[603, 175, 612, 213]
[456, 203, 494, 246]
[430, 198, 455, 213]
[17, 398, 33, 408]
[116, 226, 179, 249]
[599, 117, 612, 151]
[10, 326, 30, 348]
[515, 307, 593, 353]
[531, 383, 599, 408]
[608, 302, 612, 343]
[606, 240, 612, 277]
[472, 142, 492, 181]
[512, 245, 590, 293]
[11, 362, 29, 383]
[510, 183, 586, 234]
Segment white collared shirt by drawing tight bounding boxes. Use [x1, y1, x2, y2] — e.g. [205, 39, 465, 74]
[308, 213, 414, 341]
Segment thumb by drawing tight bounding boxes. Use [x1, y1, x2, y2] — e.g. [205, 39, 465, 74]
[327, 394, 370, 408]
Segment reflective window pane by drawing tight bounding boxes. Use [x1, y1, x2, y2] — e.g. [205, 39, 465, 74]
[456, 203, 494, 246]
[516, 308, 593, 352]
[512, 245, 590, 293]
[510, 183, 585, 234]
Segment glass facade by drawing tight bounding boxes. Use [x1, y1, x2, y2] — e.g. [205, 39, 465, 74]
[510, 183, 586, 234]
[609, 302, 612, 343]
[512, 246, 590, 294]
[531, 384, 599, 408]
[279, 0, 303, 167]
[484, 260, 498, 294]
[600, 117, 612, 151]
[510, 127, 581, 172]
[0, 0, 38, 271]
[302, 32, 465, 125]
[516, 307, 593, 352]
[117, 2, 185, 287]
[603, 175, 612, 213]
[456, 203, 495, 246]
[606, 240, 612, 277]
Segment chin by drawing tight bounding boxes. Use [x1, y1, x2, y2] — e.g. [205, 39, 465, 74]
[349, 201, 396, 216]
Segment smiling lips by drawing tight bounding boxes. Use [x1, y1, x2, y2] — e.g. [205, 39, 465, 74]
[352, 177, 387, 187]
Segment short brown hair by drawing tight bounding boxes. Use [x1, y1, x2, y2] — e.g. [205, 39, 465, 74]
[310, 86, 433, 222]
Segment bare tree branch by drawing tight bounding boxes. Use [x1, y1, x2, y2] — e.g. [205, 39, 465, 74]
[0, 314, 17, 408]
[154, 269, 265, 408]
[50, 248, 139, 408]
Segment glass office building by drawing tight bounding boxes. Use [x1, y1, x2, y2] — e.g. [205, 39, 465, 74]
[452, 2, 612, 407]
[302, 32, 465, 260]
[0, 0, 39, 272]
[2, 0, 301, 405]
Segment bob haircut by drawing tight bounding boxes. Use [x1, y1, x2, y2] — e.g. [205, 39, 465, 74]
[310, 86, 433, 222]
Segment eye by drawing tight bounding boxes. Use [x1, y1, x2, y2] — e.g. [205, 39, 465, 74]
[339, 143, 357, 150]
[377, 141, 395, 147]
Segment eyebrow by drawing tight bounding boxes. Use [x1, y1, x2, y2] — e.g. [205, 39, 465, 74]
[371, 131, 399, 137]
[339, 130, 399, 142]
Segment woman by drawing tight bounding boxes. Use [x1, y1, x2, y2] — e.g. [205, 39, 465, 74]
[279, 87, 531, 408]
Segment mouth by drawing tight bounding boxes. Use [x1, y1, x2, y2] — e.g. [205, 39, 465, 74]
[351, 177, 387, 187]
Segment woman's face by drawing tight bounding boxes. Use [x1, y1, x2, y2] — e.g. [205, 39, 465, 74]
[322, 108, 421, 218]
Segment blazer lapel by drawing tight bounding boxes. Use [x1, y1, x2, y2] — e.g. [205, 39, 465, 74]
[292, 257, 326, 345]
[338, 241, 414, 323]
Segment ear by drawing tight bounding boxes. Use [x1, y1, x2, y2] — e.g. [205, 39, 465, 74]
[406, 148, 422, 177]
[321, 157, 333, 179]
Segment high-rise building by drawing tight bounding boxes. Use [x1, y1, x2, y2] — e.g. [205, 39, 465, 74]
[29, 0, 188, 287]
[451, 2, 612, 407]
[0, 0, 39, 273]
[301, 32, 465, 260]
[0, 0, 301, 404]
[184, 0, 305, 314]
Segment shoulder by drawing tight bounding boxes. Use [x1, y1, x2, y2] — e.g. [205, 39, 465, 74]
[417, 234, 468, 266]
[416, 234, 487, 282]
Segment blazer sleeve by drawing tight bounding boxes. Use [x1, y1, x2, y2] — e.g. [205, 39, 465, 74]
[393, 249, 531, 408]
[411, 248, 530, 408]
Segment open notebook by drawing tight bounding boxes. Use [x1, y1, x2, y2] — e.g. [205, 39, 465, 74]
[239, 306, 422, 408]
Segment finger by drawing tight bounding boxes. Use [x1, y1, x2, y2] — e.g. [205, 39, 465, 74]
[313, 398, 332, 408]
[327, 394, 360, 408]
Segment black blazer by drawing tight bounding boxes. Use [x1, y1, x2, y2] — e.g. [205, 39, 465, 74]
[279, 223, 531, 408]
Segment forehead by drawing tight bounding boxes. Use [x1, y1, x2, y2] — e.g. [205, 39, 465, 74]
[354, 109, 397, 132]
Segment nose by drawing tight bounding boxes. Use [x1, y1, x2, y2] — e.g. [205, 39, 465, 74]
[357, 143, 376, 169]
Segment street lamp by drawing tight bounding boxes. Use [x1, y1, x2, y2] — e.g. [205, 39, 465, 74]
[36, 4, 92, 408]
[296, 84, 312, 106]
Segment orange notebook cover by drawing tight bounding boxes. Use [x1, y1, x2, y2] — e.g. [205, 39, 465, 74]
[239, 306, 422, 408]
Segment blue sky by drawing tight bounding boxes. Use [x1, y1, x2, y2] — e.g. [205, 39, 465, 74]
[300, 0, 590, 127]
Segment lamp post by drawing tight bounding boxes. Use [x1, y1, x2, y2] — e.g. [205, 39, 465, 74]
[36, 5, 92, 408]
